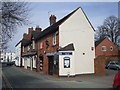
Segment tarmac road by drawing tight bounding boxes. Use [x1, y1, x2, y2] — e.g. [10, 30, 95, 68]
[2, 66, 117, 89]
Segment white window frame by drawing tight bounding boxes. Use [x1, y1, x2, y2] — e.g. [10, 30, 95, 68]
[23, 46, 25, 52]
[110, 46, 113, 51]
[40, 41, 43, 49]
[32, 40, 35, 49]
[101, 46, 106, 51]
[53, 33, 56, 45]
[27, 46, 30, 51]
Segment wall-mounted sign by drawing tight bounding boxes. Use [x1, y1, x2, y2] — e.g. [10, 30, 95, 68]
[61, 52, 72, 55]
[46, 52, 72, 56]
[64, 57, 70, 68]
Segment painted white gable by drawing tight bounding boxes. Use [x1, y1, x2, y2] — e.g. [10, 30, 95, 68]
[59, 8, 95, 75]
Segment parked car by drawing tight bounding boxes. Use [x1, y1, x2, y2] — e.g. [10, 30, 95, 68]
[106, 61, 120, 70]
[113, 71, 120, 89]
[2, 61, 15, 66]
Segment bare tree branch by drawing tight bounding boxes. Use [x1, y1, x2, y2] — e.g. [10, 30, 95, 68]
[95, 16, 119, 45]
[0, 2, 30, 51]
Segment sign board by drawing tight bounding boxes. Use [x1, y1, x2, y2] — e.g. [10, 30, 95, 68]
[61, 52, 72, 55]
[64, 57, 70, 68]
[46, 52, 72, 56]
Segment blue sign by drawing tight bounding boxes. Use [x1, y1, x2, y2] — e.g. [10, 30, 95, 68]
[46, 52, 72, 56]
[61, 52, 72, 55]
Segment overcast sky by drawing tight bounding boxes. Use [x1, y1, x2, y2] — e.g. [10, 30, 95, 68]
[7, 2, 118, 52]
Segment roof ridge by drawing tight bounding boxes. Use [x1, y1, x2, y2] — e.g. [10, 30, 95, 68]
[35, 8, 81, 40]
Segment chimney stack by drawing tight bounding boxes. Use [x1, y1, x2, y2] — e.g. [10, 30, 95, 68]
[28, 27, 33, 34]
[49, 15, 56, 25]
[23, 33, 29, 39]
[35, 25, 42, 32]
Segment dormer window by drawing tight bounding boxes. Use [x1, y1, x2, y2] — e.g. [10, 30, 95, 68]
[53, 33, 56, 45]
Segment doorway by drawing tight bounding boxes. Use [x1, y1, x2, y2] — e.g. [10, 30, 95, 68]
[48, 56, 54, 75]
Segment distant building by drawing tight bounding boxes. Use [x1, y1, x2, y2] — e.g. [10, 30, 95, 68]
[1, 52, 15, 62]
[15, 41, 21, 66]
[95, 37, 119, 56]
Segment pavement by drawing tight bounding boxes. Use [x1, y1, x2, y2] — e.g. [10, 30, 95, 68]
[1, 65, 118, 89]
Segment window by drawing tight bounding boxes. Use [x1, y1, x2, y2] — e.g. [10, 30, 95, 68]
[53, 33, 56, 45]
[39, 55, 43, 71]
[40, 41, 43, 49]
[110, 46, 113, 51]
[101, 46, 106, 51]
[23, 46, 25, 52]
[32, 40, 35, 49]
[27, 46, 30, 51]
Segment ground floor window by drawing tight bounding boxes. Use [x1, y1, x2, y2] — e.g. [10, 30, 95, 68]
[39, 55, 43, 71]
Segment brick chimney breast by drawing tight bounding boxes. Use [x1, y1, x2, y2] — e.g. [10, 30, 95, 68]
[50, 15, 56, 25]
[28, 27, 33, 34]
[23, 33, 28, 39]
[35, 25, 42, 32]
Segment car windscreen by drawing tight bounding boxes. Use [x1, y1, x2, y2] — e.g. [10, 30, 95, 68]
[116, 62, 120, 65]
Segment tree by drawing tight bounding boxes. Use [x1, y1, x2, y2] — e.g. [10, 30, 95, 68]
[0, 2, 30, 51]
[95, 16, 119, 45]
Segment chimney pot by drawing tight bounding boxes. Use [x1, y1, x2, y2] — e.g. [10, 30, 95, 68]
[28, 27, 33, 34]
[35, 25, 42, 32]
[49, 15, 56, 25]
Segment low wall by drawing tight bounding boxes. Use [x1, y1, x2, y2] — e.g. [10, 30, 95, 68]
[94, 55, 120, 76]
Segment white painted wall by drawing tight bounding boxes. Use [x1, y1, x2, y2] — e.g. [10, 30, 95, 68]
[59, 8, 95, 75]
[59, 51, 75, 76]
[15, 42, 21, 66]
[1, 52, 15, 62]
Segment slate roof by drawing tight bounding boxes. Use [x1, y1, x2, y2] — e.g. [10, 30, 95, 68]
[34, 8, 80, 40]
[15, 40, 21, 47]
[32, 31, 41, 40]
[21, 7, 95, 46]
[21, 39, 31, 46]
[95, 38, 106, 47]
[59, 43, 75, 51]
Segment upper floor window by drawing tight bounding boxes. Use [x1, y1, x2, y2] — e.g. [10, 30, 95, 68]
[110, 46, 113, 51]
[40, 41, 43, 49]
[53, 33, 56, 45]
[32, 40, 35, 49]
[27, 46, 30, 51]
[101, 46, 106, 51]
[23, 46, 25, 52]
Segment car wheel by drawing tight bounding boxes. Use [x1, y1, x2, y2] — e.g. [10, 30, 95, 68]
[108, 66, 110, 69]
[116, 86, 120, 90]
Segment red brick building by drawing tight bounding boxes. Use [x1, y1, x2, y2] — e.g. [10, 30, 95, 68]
[20, 8, 95, 76]
[95, 37, 119, 56]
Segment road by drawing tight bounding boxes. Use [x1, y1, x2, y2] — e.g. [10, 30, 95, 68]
[2, 66, 118, 89]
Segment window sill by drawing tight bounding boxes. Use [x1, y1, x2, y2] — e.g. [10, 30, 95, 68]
[52, 45, 57, 47]
[40, 48, 43, 50]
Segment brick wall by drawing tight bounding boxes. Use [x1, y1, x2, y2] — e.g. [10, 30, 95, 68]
[94, 55, 120, 76]
[95, 38, 119, 56]
[37, 31, 59, 74]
